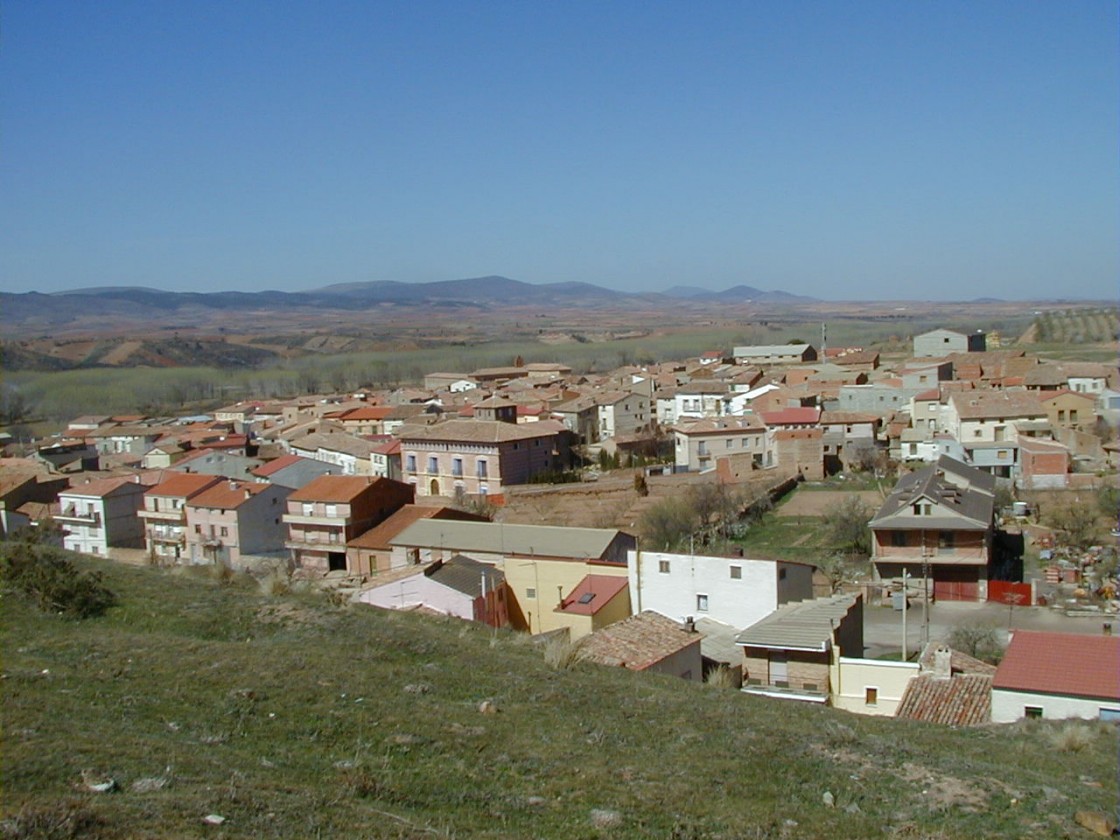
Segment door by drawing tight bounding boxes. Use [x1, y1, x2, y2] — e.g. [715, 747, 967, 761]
[769, 652, 788, 687]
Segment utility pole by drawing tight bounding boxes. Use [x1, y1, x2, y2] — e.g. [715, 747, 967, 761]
[901, 568, 909, 662]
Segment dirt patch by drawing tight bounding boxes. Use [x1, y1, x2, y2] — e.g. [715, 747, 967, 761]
[776, 490, 883, 518]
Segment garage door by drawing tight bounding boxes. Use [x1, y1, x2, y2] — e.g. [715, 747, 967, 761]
[933, 567, 980, 601]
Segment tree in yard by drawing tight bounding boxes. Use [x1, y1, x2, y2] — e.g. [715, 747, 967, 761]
[639, 497, 699, 552]
[821, 496, 874, 558]
[946, 623, 1003, 665]
[1045, 499, 1101, 551]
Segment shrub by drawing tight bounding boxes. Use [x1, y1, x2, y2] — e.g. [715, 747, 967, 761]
[0, 542, 116, 619]
[704, 665, 736, 690]
[1046, 721, 1097, 753]
[542, 636, 584, 670]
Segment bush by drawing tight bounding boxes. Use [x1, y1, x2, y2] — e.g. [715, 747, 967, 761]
[1046, 721, 1098, 753]
[0, 542, 116, 619]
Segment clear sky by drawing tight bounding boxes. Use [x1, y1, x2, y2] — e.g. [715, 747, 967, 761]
[2, 1, 1116, 300]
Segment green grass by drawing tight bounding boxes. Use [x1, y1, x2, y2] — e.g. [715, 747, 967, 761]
[3, 552, 1117, 838]
[733, 514, 831, 562]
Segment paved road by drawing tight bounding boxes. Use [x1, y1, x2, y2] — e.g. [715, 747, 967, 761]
[862, 596, 1116, 659]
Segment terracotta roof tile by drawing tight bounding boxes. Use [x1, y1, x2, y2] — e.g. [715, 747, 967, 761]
[187, 480, 274, 510]
[896, 674, 992, 725]
[579, 611, 700, 671]
[145, 473, 223, 498]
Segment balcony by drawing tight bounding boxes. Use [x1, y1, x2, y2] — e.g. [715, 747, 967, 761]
[56, 506, 101, 526]
[150, 531, 186, 546]
[283, 512, 350, 527]
[141, 508, 187, 523]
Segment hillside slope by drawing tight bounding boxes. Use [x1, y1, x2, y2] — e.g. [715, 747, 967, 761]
[2, 555, 1115, 838]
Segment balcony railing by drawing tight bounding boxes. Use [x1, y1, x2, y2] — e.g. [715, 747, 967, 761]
[56, 506, 101, 526]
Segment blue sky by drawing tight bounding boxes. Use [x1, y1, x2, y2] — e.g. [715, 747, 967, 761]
[2, 1, 1116, 300]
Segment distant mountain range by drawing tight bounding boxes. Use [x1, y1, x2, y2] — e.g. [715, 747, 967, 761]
[0, 276, 814, 326]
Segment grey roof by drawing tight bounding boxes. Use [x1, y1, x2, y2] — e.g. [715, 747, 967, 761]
[694, 617, 743, 665]
[733, 344, 814, 357]
[869, 455, 994, 532]
[735, 594, 858, 652]
[390, 519, 625, 560]
[425, 555, 505, 599]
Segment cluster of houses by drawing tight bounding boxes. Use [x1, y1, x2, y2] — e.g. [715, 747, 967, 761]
[1, 325, 1117, 724]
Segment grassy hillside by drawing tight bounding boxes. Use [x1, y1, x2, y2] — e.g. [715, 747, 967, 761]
[2, 552, 1116, 838]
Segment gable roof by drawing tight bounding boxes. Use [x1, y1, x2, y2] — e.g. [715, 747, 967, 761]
[758, 407, 821, 426]
[870, 456, 994, 532]
[948, 391, 1044, 420]
[578, 611, 700, 670]
[992, 631, 1120, 701]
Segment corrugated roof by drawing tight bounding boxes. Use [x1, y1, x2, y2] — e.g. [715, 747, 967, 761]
[992, 631, 1120, 700]
[390, 519, 625, 561]
[578, 611, 700, 670]
[735, 594, 858, 651]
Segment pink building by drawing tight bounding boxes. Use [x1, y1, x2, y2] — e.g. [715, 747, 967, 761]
[185, 479, 290, 566]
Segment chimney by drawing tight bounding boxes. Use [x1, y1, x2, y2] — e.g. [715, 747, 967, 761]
[684, 616, 696, 633]
[932, 644, 952, 678]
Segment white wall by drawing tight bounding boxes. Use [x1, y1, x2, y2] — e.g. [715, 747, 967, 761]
[991, 689, 1120, 723]
[628, 550, 780, 629]
[833, 658, 919, 717]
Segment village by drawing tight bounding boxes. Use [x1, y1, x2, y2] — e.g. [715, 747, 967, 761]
[2, 325, 1118, 730]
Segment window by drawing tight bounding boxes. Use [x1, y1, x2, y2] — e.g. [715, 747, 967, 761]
[194, 524, 202, 534]
[1024, 706, 1043, 719]
[938, 531, 954, 549]
[427, 456, 438, 475]
[891, 531, 907, 547]
[778, 568, 787, 580]
[302, 502, 314, 516]
[526, 588, 536, 599]
[452, 458, 463, 476]
[406, 454, 417, 472]
[1070, 409, 1078, 423]
[865, 687, 878, 705]
[325, 504, 337, 517]
[974, 429, 983, 438]
[658, 560, 670, 574]
[577, 592, 595, 605]
[476, 460, 488, 478]
[730, 565, 742, 579]
[1057, 409, 1066, 422]
[696, 593, 709, 611]
[220, 526, 229, 537]
[697, 441, 708, 456]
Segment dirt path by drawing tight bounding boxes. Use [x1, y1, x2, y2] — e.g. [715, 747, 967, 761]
[775, 489, 883, 518]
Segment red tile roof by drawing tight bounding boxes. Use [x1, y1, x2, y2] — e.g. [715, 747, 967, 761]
[63, 476, 149, 498]
[993, 631, 1120, 700]
[758, 407, 821, 426]
[287, 475, 379, 504]
[895, 674, 992, 726]
[187, 480, 273, 510]
[146, 473, 223, 498]
[252, 454, 304, 477]
[556, 575, 630, 616]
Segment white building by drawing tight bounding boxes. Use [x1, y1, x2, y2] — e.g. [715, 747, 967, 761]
[991, 631, 1120, 723]
[627, 550, 814, 630]
[57, 477, 150, 556]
